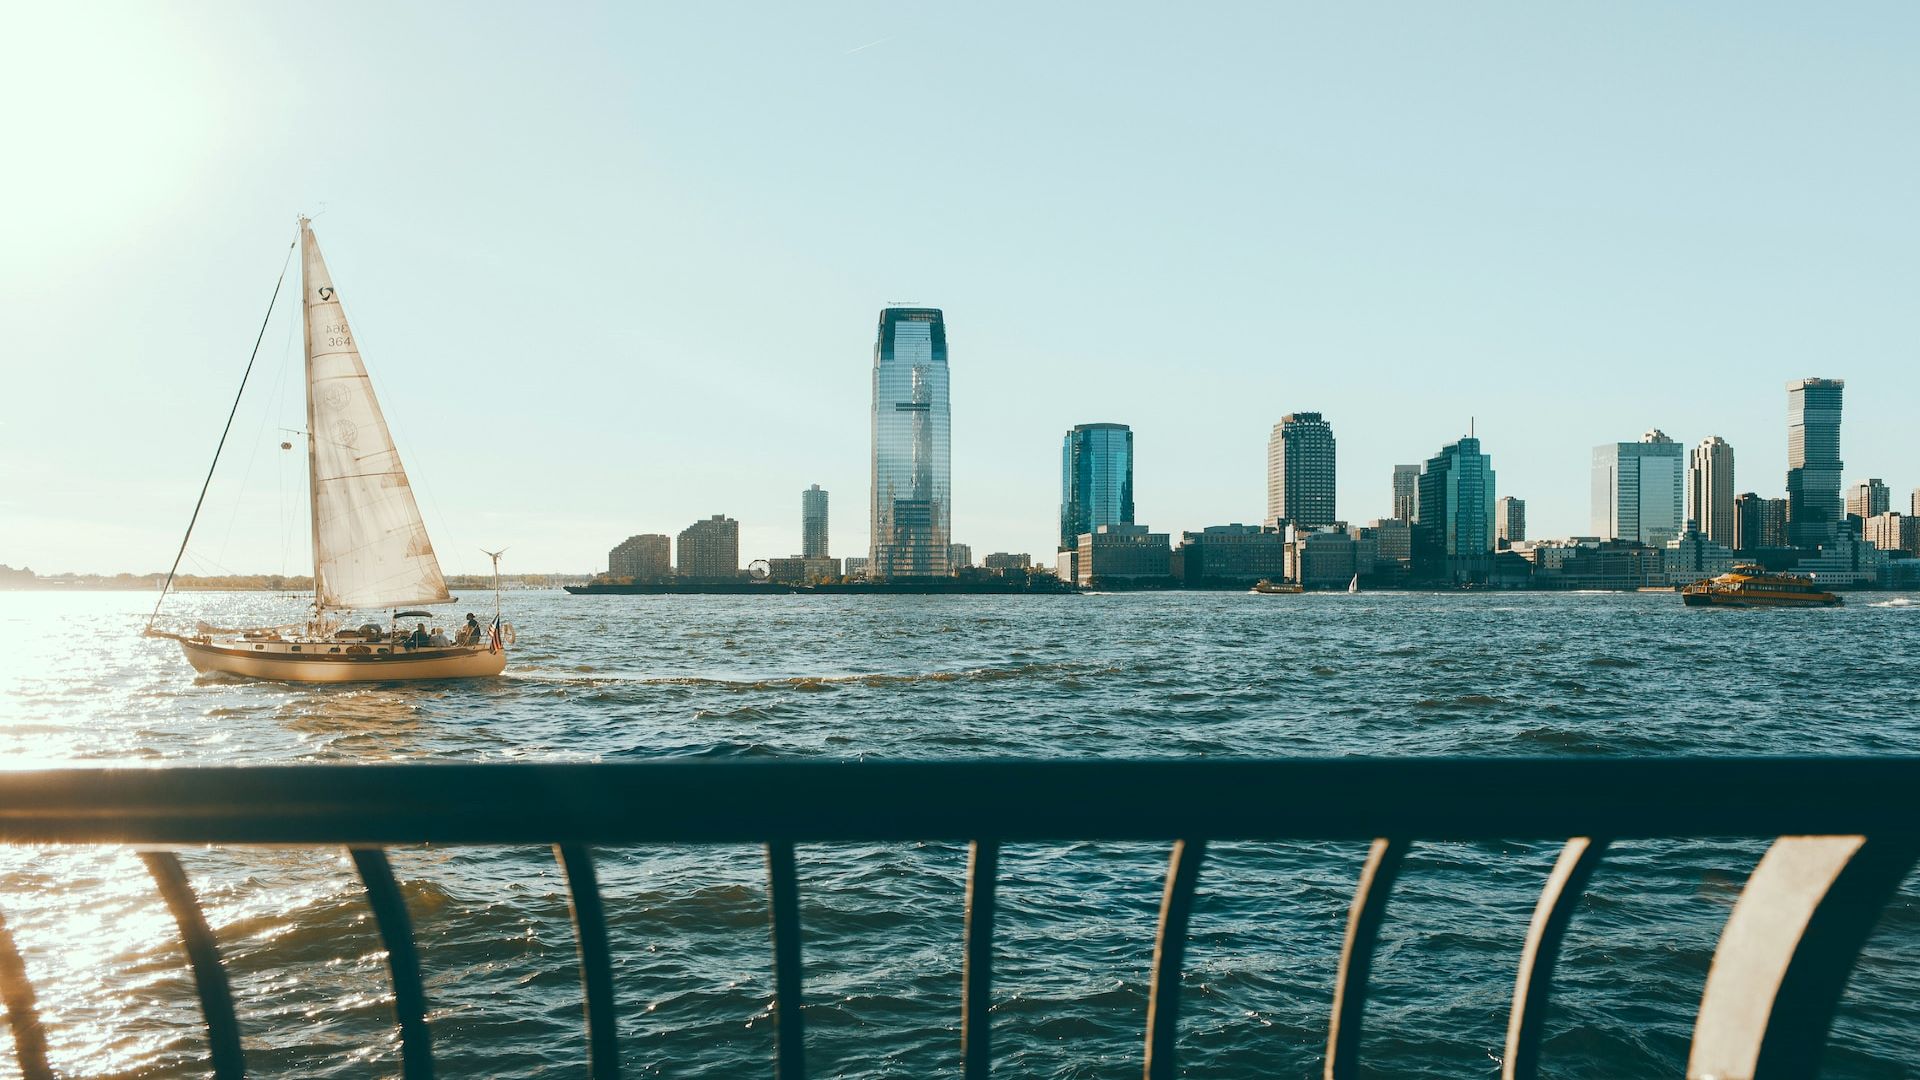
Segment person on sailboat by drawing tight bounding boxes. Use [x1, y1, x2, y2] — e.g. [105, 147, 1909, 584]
[461, 613, 482, 646]
[408, 623, 430, 649]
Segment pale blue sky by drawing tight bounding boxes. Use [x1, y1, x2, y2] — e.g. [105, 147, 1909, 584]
[3, 3, 1915, 575]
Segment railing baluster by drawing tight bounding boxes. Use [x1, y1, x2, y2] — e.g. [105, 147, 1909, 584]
[1143, 839, 1207, 1080]
[0, 907, 52, 1080]
[1325, 837, 1409, 1080]
[140, 851, 245, 1080]
[1688, 834, 1920, 1080]
[1503, 837, 1608, 1080]
[555, 844, 620, 1079]
[351, 847, 434, 1080]
[765, 840, 805, 1080]
[961, 839, 998, 1080]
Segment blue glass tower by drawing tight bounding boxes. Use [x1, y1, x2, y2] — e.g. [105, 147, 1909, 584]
[1412, 435, 1496, 583]
[870, 308, 952, 578]
[1786, 378, 1844, 548]
[1061, 423, 1135, 551]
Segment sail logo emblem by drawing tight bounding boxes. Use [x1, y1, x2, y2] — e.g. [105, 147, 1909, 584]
[318, 286, 335, 300]
[323, 384, 351, 410]
[333, 419, 359, 449]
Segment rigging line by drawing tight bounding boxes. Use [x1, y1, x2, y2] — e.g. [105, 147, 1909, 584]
[146, 234, 298, 631]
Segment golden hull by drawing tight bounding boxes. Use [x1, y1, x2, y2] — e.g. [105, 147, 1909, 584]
[181, 639, 507, 682]
[1680, 590, 1841, 608]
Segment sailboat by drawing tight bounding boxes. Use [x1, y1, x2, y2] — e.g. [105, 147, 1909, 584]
[147, 218, 508, 682]
[1348, 573, 1360, 594]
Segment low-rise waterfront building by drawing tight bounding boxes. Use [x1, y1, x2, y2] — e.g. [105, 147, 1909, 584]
[1284, 526, 1375, 590]
[843, 555, 870, 580]
[676, 515, 741, 582]
[1796, 531, 1886, 588]
[1358, 518, 1412, 575]
[608, 534, 671, 581]
[1548, 540, 1667, 590]
[981, 552, 1031, 572]
[948, 543, 972, 570]
[1171, 524, 1287, 588]
[1664, 526, 1737, 586]
[1075, 524, 1172, 587]
[767, 555, 842, 585]
[1884, 556, 1920, 590]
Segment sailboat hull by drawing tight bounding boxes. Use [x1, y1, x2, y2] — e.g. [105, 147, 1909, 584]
[180, 638, 506, 683]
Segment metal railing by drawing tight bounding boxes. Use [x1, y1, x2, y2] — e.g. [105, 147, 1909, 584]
[0, 758, 1914, 1080]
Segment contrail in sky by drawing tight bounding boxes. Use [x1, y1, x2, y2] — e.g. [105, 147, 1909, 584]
[843, 37, 889, 56]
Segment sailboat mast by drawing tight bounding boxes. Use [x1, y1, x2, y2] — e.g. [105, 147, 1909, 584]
[144, 234, 296, 632]
[299, 218, 323, 614]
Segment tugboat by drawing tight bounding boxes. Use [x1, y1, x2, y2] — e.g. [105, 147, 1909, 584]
[1680, 564, 1842, 608]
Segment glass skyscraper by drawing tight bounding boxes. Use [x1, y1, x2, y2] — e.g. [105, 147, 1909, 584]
[801, 484, 829, 558]
[1060, 423, 1135, 551]
[1413, 435, 1495, 583]
[1786, 378, 1844, 548]
[870, 308, 952, 579]
[1591, 430, 1684, 547]
[1266, 413, 1336, 529]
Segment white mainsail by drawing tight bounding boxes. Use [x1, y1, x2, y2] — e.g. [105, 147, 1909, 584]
[300, 220, 452, 612]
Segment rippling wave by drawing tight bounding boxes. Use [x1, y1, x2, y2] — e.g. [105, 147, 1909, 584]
[0, 589, 1917, 1077]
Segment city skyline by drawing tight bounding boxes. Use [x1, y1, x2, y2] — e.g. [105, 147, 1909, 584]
[5, 6, 1918, 574]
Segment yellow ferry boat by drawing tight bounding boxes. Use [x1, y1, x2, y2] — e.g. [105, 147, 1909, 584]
[1679, 565, 1842, 608]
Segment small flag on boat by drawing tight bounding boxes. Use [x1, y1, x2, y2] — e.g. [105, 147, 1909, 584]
[488, 615, 503, 653]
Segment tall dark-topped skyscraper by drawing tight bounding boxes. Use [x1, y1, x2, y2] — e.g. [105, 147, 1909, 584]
[1266, 413, 1336, 529]
[801, 484, 829, 558]
[871, 308, 952, 579]
[1786, 378, 1844, 548]
[1413, 434, 1495, 583]
[1060, 423, 1134, 552]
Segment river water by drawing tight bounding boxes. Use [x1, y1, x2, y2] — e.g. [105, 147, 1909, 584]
[0, 588, 1917, 1078]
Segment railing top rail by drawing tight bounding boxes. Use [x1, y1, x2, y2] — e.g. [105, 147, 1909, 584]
[0, 757, 1913, 844]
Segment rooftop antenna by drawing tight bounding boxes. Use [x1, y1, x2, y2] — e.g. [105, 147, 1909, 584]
[1470, 416, 1476, 438]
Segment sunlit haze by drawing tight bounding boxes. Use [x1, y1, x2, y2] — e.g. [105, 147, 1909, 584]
[4, 3, 1916, 575]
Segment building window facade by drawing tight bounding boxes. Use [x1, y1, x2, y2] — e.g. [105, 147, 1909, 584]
[870, 309, 952, 579]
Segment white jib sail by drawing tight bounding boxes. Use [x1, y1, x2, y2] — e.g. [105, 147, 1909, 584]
[301, 221, 452, 612]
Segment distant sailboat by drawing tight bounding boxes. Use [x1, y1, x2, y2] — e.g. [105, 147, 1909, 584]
[147, 218, 509, 682]
[1348, 573, 1360, 594]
